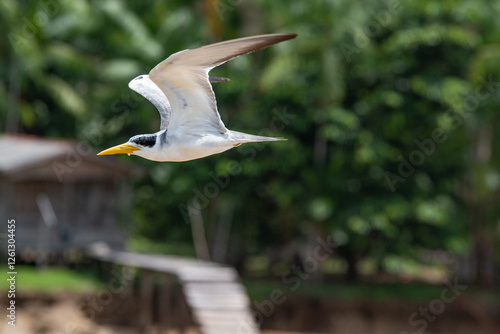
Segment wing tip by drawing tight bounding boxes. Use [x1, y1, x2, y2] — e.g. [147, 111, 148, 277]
[280, 33, 298, 40]
[252, 33, 298, 46]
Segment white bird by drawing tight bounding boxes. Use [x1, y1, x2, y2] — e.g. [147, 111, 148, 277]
[97, 33, 297, 162]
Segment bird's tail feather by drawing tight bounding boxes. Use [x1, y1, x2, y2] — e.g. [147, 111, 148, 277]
[229, 130, 286, 143]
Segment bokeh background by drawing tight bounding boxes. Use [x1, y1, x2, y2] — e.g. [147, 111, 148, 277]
[1, 0, 500, 333]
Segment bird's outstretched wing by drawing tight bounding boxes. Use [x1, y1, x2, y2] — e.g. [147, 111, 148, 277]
[129, 75, 232, 132]
[149, 33, 297, 135]
[129, 75, 171, 131]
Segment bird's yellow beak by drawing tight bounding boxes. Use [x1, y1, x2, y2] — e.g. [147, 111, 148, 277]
[97, 143, 140, 156]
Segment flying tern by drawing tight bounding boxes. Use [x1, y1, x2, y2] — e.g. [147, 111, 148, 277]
[98, 33, 297, 162]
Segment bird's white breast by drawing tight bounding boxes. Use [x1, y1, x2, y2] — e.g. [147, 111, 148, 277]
[143, 133, 235, 162]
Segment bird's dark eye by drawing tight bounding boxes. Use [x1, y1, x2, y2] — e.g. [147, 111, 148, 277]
[133, 135, 156, 147]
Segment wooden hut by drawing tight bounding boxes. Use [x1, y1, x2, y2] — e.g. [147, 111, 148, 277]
[0, 134, 135, 256]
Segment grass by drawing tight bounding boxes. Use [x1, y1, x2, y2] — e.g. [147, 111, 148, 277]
[244, 279, 500, 305]
[127, 236, 197, 257]
[0, 265, 103, 293]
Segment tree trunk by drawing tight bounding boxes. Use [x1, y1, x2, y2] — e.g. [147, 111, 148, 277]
[345, 254, 359, 282]
[469, 123, 495, 287]
[472, 208, 494, 287]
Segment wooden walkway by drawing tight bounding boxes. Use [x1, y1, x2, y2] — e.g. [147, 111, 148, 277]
[89, 248, 259, 334]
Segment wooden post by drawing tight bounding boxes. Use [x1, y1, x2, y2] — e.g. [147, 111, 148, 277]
[158, 274, 173, 330]
[178, 287, 191, 334]
[36, 193, 58, 270]
[139, 269, 155, 329]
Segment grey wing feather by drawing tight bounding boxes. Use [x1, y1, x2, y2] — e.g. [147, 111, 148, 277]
[162, 33, 298, 70]
[209, 76, 230, 83]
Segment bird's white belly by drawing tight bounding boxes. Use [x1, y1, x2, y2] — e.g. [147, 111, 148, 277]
[151, 134, 235, 162]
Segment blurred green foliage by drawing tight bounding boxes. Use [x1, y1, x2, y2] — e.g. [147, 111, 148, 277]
[1, 0, 500, 283]
[244, 279, 500, 304]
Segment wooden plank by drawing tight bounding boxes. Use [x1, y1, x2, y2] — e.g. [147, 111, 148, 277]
[187, 297, 249, 309]
[194, 312, 255, 323]
[177, 267, 238, 282]
[184, 282, 245, 294]
[86, 249, 260, 334]
[186, 293, 250, 306]
[198, 317, 258, 330]
[185, 290, 248, 299]
[200, 324, 259, 334]
[200, 327, 234, 334]
[93, 251, 220, 275]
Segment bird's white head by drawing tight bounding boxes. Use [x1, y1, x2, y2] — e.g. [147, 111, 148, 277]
[97, 134, 161, 160]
